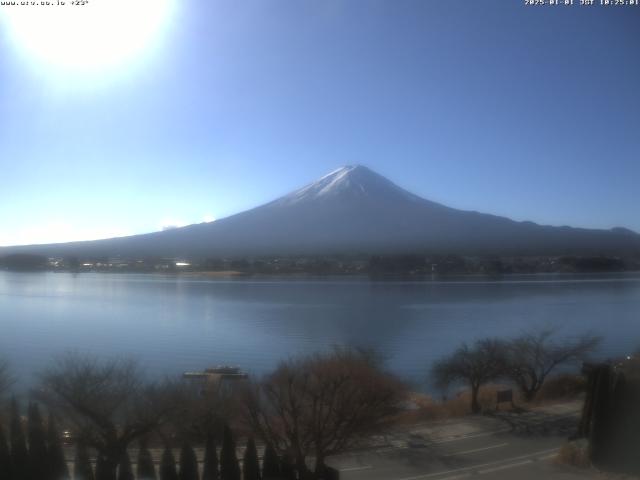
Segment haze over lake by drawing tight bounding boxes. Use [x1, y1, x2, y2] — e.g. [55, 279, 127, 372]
[1, 271, 639, 390]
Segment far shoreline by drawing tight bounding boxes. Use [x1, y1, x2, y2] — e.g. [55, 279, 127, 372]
[1, 268, 639, 283]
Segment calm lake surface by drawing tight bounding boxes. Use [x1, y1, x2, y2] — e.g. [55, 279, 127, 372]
[1, 271, 639, 390]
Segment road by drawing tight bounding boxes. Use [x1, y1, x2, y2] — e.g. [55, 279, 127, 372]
[329, 402, 598, 480]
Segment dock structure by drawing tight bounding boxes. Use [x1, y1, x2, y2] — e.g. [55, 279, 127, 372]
[183, 366, 249, 387]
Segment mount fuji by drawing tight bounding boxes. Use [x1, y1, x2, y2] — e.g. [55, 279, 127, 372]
[3, 165, 639, 258]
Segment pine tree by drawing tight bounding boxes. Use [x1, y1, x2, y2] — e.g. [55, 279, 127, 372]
[242, 438, 260, 480]
[28, 403, 49, 480]
[281, 455, 297, 480]
[219, 426, 240, 480]
[201, 433, 218, 480]
[589, 365, 613, 465]
[178, 442, 198, 480]
[159, 447, 178, 480]
[74, 442, 95, 480]
[47, 413, 70, 480]
[280, 454, 296, 480]
[260, 444, 279, 480]
[94, 454, 110, 480]
[0, 423, 12, 480]
[117, 451, 134, 480]
[10, 398, 30, 480]
[137, 438, 157, 480]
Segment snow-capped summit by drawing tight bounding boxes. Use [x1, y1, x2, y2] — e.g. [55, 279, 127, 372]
[274, 165, 421, 206]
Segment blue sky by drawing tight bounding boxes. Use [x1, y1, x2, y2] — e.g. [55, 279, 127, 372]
[0, 0, 639, 246]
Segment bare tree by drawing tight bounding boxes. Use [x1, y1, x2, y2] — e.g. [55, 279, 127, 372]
[505, 330, 601, 401]
[243, 347, 407, 479]
[36, 353, 178, 480]
[432, 338, 508, 414]
[161, 377, 239, 443]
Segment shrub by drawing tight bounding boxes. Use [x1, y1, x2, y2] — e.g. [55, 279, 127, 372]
[10, 398, 30, 480]
[160, 447, 179, 480]
[28, 402, 49, 480]
[178, 442, 199, 480]
[118, 451, 135, 480]
[242, 438, 260, 480]
[0, 423, 11, 480]
[556, 440, 590, 468]
[536, 374, 587, 402]
[261, 443, 280, 480]
[220, 425, 240, 480]
[137, 438, 157, 480]
[47, 413, 71, 480]
[202, 433, 219, 480]
[74, 442, 95, 480]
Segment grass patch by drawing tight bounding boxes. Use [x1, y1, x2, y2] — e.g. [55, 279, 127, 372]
[535, 374, 587, 403]
[400, 375, 587, 423]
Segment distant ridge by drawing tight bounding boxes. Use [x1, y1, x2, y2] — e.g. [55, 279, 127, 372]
[2, 165, 639, 258]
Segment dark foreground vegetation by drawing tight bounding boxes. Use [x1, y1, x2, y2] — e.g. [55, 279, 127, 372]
[0, 348, 406, 480]
[0, 330, 636, 479]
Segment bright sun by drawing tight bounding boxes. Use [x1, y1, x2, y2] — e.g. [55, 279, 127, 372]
[1, 0, 174, 71]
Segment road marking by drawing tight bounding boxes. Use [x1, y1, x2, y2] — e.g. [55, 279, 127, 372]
[438, 474, 471, 480]
[394, 447, 559, 480]
[426, 428, 511, 445]
[441, 442, 508, 457]
[339, 465, 372, 472]
[537, 453, 558, 461]
[478, 459, 532, 474]
[374, 428, 511, 453]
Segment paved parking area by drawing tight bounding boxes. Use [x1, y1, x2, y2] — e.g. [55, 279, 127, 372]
[329, 401, 599, 480]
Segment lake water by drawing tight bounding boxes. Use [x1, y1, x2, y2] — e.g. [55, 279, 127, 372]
[1, 271, 639, 390]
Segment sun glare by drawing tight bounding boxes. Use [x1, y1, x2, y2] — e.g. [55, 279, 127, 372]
[1, 0, 174, 71]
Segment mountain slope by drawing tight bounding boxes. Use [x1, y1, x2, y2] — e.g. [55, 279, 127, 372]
[3, 165, 640, 258]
